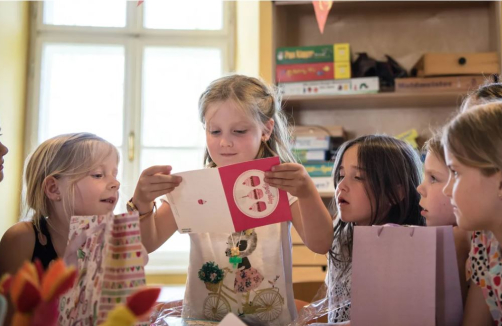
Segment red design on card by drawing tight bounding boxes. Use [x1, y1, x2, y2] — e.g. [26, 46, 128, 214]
[219, 157, 292, 231]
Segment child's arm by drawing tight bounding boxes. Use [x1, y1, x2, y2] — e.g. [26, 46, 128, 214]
[453, 227, 471, 305]
[265, 163, 334, 254]
[0, 221, 36, 326]
[131, 165, 182, 253]
[462, 280, 493, 326]
[0, 222, 36, 277]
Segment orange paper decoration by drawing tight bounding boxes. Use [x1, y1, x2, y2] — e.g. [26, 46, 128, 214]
[312, 1, 333, 34]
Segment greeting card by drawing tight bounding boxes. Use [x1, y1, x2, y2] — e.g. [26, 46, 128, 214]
[166, 157, 292, 233]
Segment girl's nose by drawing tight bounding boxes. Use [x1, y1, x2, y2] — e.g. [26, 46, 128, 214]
[0, 142, 8, 156]
[220, 136, 233, 147]
[110, 178, 120, 190]
[337, 177, 349, 192]
[417, 182, 426, 197]
[442, 177, 453, 198]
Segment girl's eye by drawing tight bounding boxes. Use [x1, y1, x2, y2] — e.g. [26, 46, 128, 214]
[337, 174, 345, 182]
[354, 176, 364, 181]
[234, 130, 247, 134]
[430, 175, 438, 183]
[209, 130, 220, 135]
[92, 174, 103, 178]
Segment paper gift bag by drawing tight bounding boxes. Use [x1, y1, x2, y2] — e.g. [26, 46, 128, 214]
[351, 226, 463, 326]
[59, 212, 148, 326]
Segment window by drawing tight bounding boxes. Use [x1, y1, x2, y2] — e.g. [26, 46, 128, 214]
[27, 1, 234, 274]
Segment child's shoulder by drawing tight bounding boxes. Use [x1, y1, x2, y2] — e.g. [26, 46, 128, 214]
[1, 221, 35, 243]
[0, 221, 36, 274]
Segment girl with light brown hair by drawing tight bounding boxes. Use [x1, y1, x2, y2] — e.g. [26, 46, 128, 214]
[130, 74, 333, 324]
[442, 102, 502, 325]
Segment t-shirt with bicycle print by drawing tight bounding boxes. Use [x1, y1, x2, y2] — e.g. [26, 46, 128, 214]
[181, 195, 298, 326]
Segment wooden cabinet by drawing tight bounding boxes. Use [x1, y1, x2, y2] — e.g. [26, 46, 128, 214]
[291, 226, 328, 282]
[274, 1, 502, 283]
[273, 1, 502, 138]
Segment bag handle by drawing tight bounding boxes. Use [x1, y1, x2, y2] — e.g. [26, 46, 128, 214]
[376, 225, 415, 237]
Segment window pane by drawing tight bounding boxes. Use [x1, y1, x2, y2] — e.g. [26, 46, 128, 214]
[43, 0, 127, 27]
[142, 47, 222, 148]
[140, 148, 204, 174]
[39, 44, 124, 146]
[144, 0, 223, 30]
[140, 148, 204, 255]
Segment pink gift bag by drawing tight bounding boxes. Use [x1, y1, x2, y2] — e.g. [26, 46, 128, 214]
[59, 212, 148, 326]
[351, 226, 463, 326]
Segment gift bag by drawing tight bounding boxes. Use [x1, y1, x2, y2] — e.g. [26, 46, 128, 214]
[351, 226, 463, 326]
[59, 212, 148, 326]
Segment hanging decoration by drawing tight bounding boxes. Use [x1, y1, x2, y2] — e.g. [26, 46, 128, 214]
[312, 1, 333, 34]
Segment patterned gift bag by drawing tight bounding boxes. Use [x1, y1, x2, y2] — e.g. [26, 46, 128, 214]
[59, 212, 148, 326]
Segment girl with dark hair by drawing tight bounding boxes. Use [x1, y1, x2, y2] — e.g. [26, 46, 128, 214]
[326, 134, 425, 324]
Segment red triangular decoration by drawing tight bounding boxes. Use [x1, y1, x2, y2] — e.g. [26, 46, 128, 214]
[312, 1, 333, 34]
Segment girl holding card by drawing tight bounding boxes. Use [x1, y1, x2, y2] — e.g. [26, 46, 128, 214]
[131, 74, 333, 325]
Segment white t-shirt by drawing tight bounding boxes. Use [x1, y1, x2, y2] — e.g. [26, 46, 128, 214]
[164, 194, 298, 325]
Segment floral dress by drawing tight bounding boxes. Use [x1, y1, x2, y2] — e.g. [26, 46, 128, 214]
[467, 231, 502, 324]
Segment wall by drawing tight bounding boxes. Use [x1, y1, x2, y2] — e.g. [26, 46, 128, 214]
[235, 1, 273, 84]
[0, 1, 29, 235]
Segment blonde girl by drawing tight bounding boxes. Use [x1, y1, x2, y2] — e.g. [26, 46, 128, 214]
[130, 74, 333, 325]
[0, 133, 120, 274]
[417, 132, 470, 303]
[442, 102, 502, 325]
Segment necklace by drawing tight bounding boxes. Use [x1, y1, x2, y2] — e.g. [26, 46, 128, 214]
[45, 217, 71, 258]
[229, 231, 244, 268]
[46, 218, 69, 239]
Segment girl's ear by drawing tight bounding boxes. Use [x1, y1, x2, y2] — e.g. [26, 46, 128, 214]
[44, 176, 61, 201]
[262, 119, 275, 141]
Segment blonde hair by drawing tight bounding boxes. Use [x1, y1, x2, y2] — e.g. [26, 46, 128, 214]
[198, 74, 296, 167]
[443, 102, 502, 176]
[460, 79, 502, 112]
[25, 133, 119, 231]
[423, 130, 445, 165]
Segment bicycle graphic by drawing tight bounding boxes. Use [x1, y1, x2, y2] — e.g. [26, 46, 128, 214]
[203, 267, 284, 322]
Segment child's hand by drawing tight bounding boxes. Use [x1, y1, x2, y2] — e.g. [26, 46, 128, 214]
[133, 165, 182, 213]
[264, 163, 316, 199]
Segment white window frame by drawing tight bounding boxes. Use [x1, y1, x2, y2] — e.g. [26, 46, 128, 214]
[25, 1, 235, 274]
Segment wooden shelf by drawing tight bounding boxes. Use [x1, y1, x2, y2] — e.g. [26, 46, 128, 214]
[282, 91, 467, 110]
[319, 190, 335, 199]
